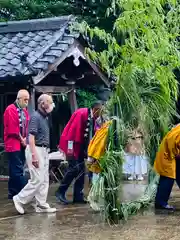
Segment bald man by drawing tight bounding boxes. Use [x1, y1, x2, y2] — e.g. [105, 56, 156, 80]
[4, 89, 30, 199]
[13, 94, 56, 214]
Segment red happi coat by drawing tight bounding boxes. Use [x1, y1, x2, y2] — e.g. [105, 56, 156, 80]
[3, 104, 29, 152]
[59, 108, 89, 160]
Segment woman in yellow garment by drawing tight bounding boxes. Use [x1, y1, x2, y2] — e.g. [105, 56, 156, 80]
[154, 124, 180, 210]
[87, 121, 112, 184]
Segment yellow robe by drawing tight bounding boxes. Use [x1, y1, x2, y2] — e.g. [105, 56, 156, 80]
[154, 124, 180, 179]
[87, 121, 112, 173]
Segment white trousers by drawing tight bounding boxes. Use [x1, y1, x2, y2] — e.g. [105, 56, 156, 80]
[17, 145, 49, 206]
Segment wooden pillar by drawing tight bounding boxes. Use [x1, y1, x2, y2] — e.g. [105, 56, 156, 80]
[31, 87, 35, 109]
[67, 87, 78, 114]
[28, 87, 35, 115]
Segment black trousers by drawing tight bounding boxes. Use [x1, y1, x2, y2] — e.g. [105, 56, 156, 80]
[155, 159, 180, 206]
[57, 157, 85, 201]
[7, 148, 28, 199]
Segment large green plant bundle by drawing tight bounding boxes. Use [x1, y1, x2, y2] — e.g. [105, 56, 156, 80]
[75, 0, 180, 222]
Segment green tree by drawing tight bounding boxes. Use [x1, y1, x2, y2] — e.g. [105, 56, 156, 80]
[0, 0, 115, 31]
[75, 0, 180, 222]
[0, 0, 73, 21]
[76, 88, 98, 108]
[67, 0, 116, 30]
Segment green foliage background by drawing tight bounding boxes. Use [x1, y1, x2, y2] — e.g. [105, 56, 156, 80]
[0, 0, 115, 31]
[76, 88, 98, 108]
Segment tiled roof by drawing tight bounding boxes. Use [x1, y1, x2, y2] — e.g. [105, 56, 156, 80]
[0, 16, 80, 78]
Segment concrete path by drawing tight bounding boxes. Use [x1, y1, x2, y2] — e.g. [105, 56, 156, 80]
[0, 181, 179, 240]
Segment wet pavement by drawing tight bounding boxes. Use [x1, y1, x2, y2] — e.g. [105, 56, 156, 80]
[0, 180, 180, 240]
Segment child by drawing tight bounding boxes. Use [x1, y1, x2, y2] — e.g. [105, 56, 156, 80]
[123, 128, 148, 181]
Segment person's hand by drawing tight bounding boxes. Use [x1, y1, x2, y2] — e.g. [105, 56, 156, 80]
[20, 137, 27, 147]
[32, 154, 39, 168]
[87, 157, 93, 164]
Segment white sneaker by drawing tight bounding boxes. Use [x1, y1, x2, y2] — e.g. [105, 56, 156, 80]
[137, 175, 144, 181]
[35, 205, 57, 213]
[13, 196, 24, 214]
